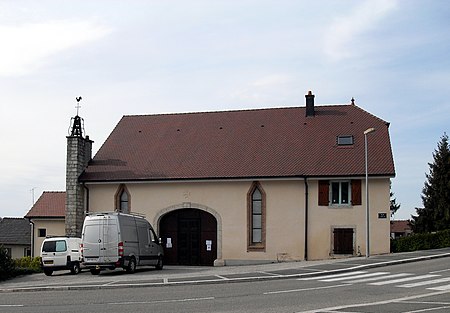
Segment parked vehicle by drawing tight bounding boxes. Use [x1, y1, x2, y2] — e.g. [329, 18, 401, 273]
[40, 237, 82, 276]
[81, 212, 164, 275]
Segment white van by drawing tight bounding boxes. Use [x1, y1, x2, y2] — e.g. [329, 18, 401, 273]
[81, 212, 164, 275]
[40, 237, 82, 276]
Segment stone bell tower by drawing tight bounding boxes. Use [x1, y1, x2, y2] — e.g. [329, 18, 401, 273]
[65, 97, 93, 237]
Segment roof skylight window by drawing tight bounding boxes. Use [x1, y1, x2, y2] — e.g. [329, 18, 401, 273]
[337, 135, 354, 146]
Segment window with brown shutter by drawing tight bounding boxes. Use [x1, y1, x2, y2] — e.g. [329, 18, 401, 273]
[351, 180, 362, 205]
[318, 180, 329, 206]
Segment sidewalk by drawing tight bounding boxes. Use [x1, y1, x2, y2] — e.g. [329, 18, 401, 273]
[2, 248, 450, 293]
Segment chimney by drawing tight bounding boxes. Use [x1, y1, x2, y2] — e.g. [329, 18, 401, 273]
[305, 90, 315, 117]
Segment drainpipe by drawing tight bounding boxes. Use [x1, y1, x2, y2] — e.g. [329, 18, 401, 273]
[29, 219, 35, 257]
[304, 177, 309, 261]
[83, 183, 90, 214]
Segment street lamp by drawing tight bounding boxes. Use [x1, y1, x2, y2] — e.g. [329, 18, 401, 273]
[364, 127, 376, 258]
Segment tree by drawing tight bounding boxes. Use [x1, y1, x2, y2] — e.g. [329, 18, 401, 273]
[390, 181, 401, 217]
[412, 133, 450, 232]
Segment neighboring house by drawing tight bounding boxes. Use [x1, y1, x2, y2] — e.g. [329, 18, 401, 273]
[25, 191, 66, 257]
[0, 218, 31, 259]
[391, 220, 413, 239]
[65, 92, 395, 265]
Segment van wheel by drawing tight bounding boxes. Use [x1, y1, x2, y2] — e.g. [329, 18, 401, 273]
[90, 268, 101, 275]
[43, 269, 53, 276]
[155, 256, 163, 270]
[70, 262, 81, 275]
[126, 257, 136, 274]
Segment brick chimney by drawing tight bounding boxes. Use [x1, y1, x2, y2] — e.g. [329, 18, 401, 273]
[305, 90, 315, 117]
[65, 112, 93, 237]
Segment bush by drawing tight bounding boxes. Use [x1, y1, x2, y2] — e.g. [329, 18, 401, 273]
[0, 246, 15, 281]
[391, 229, 450, 252]
[14, 256, 42, 272]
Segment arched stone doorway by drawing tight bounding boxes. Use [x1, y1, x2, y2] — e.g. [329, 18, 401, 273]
[159, 208, 217, 266]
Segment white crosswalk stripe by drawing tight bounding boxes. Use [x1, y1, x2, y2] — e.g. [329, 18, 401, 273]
[348, 273, 412, 283]
[428, 284, 450, 291]
[398, 277, 450, 288]
[297, 271, 367, 281]
[321, 272, 389, 282]
[369, 274, 440, 286]
[298, 271, 450, 291]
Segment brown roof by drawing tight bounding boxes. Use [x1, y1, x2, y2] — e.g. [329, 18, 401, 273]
[25, 191, 65, 218]
[80, 104, 395, 182]
[391, 220, 412, 233]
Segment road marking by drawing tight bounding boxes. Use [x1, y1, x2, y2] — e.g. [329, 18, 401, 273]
[428, 284, 450, 291]
[259, 271, 282, 277]
[0, 305, 24, 307]
[108, 297, 215, 305]
[430, 269, 450, 274]
[321, 272, 389, 282]
[399, 277, 450, 288]
[298, 271, 367, 281]
[295, 290, 450, 313]
[402, 305, 450, 313]
[348, 273, 411, 283]
[370, 274, 440, 285]
[264, 284, 350, 295]
[215, 275, 229, 280]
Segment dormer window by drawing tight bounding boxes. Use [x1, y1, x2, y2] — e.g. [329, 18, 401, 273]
[337, 135, 354, 146]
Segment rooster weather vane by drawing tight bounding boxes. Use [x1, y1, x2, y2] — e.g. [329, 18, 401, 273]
[69, 96, 85, 137]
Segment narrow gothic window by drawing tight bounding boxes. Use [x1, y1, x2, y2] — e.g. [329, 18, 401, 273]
[252, 188, 262, 243]
[247, 182, 265, 251]
[116, 185, 130, 213]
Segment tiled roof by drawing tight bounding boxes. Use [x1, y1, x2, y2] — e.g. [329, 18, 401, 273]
[25, 191, 65, 218]
[391, 220, 412, 233]
[0, 218, 31, 245]
[80, 104, 395, 182]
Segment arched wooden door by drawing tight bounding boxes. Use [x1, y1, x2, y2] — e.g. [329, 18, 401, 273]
[159, 209, 217, 266]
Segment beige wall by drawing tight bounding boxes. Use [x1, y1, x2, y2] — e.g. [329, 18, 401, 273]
[2, 245, 29, 259]
[86, 177, 390, 264]
[307, 178, 391, 260]
[31, 219, 65, 257]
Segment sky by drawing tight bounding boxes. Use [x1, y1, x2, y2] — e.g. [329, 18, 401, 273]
[0, 0, 449, 221]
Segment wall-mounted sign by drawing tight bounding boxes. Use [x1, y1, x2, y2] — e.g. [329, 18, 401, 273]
[378, 213, 387, 219]
[206, 240, 212, 251]
[166, 238, 172, 248]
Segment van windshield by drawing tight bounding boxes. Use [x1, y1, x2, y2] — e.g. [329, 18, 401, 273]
[42, 240, 67, 252]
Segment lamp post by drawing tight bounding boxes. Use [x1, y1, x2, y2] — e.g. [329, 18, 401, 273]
[364, 127, 376, 258]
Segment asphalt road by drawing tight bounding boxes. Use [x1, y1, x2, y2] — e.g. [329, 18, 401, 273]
[2, 258, 450, 313]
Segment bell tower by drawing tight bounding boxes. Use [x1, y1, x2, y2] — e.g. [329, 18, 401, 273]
[65, 97, 93, 237]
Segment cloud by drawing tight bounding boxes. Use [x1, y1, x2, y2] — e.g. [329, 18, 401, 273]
[323, 0, 398, 61]
[0, 19, 112, 76]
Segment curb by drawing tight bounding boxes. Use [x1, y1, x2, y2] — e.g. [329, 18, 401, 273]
[3, 252, 450, 293]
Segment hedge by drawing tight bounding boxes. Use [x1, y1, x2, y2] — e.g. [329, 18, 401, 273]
[391, 229, 450, 252]
[0, 246, 42, 281]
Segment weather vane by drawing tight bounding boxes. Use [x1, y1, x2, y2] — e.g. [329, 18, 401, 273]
[75, 96, 82, 116]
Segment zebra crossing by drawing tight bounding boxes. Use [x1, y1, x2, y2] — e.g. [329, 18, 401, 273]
[298, 270, 450, 291]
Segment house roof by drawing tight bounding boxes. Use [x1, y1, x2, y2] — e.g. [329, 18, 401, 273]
[0, 218, 31, 245]
[25, 191, 65, 218]
[391, 220, 412, 233]
[80, 103, 395, 182]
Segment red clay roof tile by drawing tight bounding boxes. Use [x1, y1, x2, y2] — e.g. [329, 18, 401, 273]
[25, 191, 65, 218]
[80, 104, 395, 182]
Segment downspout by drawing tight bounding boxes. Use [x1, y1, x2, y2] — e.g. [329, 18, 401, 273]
[29, 219, 35, 257]
[83, 183, 90, 214]
[304, 177, 309, 261]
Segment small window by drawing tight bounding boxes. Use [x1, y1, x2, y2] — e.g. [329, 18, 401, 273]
[331, 181, 350, 205]
[337, 135, 354, 146]
[115, 184, 131, 213]
[38, 228, 47, 237]
[247, 182, 266, 251]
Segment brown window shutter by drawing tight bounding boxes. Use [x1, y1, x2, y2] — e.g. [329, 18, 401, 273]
[351, 179, 362, 205]
[318, 180, 329, 206]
